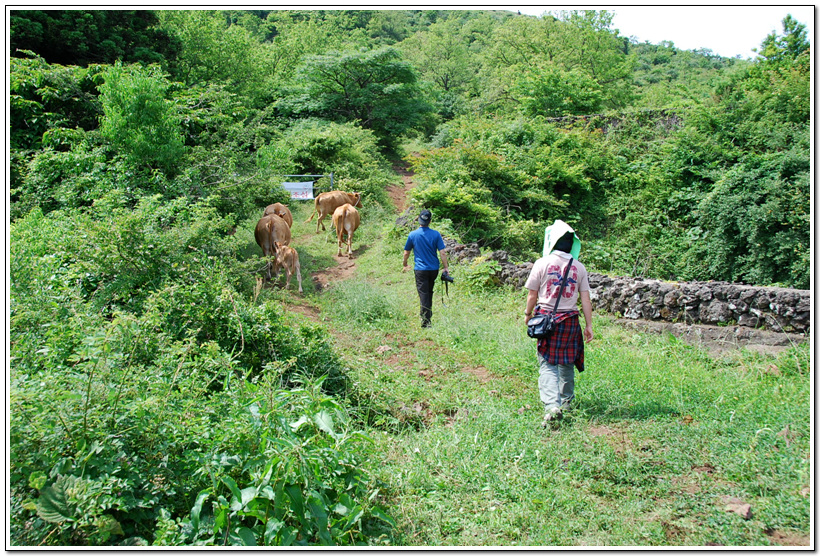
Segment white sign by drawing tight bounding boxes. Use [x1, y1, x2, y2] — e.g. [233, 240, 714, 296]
[283, 181, 314, 200]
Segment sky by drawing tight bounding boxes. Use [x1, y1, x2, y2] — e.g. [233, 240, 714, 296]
[503, 5, 814, 59]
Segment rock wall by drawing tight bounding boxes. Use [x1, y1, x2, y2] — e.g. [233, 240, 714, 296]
[587, 274, 810, 334]
[443, 239, 811, 334]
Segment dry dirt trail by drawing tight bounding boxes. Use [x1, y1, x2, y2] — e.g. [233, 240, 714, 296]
[308, 157, 415, 290]
[386, 156, 417, 213]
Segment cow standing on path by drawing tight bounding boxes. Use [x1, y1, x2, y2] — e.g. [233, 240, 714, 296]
[306, 190, 362, 233]
[254, 213, 291, 280]
[263, 202, 293, 228]
[273, 241, 303, 293]
[332, 203, 360, 257]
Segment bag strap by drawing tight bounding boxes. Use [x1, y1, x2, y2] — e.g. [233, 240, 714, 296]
[551, 257, 573, 313]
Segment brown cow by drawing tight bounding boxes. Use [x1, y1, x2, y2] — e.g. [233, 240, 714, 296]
[263, 202, 293, 228]
[273, 241, 303, 293]
[331, 203, 360, 257]
[305, 190, 362, 233]
[254, 214, 291, 280]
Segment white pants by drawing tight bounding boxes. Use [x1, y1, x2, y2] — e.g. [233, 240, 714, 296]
[538, 356, 575, 411]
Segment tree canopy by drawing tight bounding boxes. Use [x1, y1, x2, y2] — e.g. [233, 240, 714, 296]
[10, 10, 180, 68]
[277, 47, 433, 150]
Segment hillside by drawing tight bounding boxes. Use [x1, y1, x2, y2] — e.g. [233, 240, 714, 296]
[266, 181, 810, 547]
[8, 8, 811, 547]
[10, 9, 810, 287]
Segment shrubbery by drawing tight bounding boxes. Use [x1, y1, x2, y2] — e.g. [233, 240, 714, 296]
[408, 116, 607, 257]
[10, 194, 377, 546]
[8, 8, 811, 548]
[257, 119, 395, 207]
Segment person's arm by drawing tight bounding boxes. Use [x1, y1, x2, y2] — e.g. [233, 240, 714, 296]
[439, 249, 449, 272]
[580, 290, 594, 342]
[525, 289, 538, 320]
[402, 250, 411, 272]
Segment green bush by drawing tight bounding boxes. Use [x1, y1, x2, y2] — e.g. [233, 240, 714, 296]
[12, 330, 387, 546]
[10, 196, 370, 545]
[9, 54, 104, 152]
[156, 377, 395, 546]
[515, 63, 603, 117]
[459, 257, 503, 292]
[687, 148, 810, 288]
[410, 180, 500, 244]
[257, 119, 394, 207]
[98, 62, 186, 176]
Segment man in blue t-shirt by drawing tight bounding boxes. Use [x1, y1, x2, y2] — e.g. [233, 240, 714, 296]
[402, 209, 450, 328]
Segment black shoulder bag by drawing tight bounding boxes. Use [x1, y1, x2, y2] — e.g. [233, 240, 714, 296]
[527, 257, 573, 339]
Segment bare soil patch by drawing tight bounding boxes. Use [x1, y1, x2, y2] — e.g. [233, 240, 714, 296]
[588, 425, 617, 437]
[587, 424, 633, 453]
[311, 254, 357, 292]
[387, 157, 417, 213]
[461, 365, 493, 383]
[287, 301, 321, 321]
[767, 530, 811, 546]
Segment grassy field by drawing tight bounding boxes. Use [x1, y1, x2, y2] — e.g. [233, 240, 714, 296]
[253, 199, 811, 547]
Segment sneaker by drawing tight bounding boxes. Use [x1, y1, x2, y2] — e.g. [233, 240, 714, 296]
[541, 407, 563, 427]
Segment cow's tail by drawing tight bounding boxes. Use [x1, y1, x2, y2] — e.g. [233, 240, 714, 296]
[343, 207, 353, 231]
[304, 198, 318, 223]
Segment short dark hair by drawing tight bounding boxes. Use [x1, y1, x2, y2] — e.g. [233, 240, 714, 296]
[554, 231, 574, 253]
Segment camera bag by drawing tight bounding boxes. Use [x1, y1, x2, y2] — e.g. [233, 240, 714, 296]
[527, 257, 573, 339]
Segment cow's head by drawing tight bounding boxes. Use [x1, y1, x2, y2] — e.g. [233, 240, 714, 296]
[352, 192, 363, 207]
[274, 241, 285, 260]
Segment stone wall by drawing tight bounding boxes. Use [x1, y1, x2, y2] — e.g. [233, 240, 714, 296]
[587, 274, 810, 334]
[443, 239, 811, 334]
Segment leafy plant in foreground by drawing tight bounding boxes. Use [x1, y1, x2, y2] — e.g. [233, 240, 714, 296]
[152, 376, 395, 546]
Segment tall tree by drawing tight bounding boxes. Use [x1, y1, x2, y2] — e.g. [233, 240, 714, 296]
[756, 13, 810, 62]
[9, 10, 179, 69]
[483, 10, 634, 113]
[157, 10, 274, 104]
[98, 62, 185, 176]
[277, 47, 433, 149]
[400, 18, 475, 94]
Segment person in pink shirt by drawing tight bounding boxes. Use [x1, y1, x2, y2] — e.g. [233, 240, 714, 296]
[524, 220, 594, 427]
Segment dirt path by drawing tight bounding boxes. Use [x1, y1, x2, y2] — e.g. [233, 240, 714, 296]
[386, 156, 416, 213]
[311, 254, 357, 292]
[276, 161, 808, 548]
[285, 157, 497, 385]
[309, 157, 414, 290]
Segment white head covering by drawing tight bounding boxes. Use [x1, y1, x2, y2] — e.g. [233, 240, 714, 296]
[542, 219, 581, 258]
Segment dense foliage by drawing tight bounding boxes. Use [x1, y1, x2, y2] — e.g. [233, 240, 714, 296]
[10, 10, 180, 69]
[404, 14, 809, 286]
[8, 8, 811, 547]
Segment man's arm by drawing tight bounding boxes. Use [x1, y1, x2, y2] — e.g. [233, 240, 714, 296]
[525, 289, 538, 320]
[402, 250, 411, 272]
[580, 290, 594, 341]
[439, 249, 449, 271]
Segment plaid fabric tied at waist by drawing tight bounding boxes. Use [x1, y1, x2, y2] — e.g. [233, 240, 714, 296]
[534, 307, 584, 373]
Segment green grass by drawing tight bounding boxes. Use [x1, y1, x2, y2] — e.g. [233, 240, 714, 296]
[274, 202, 811, 547]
